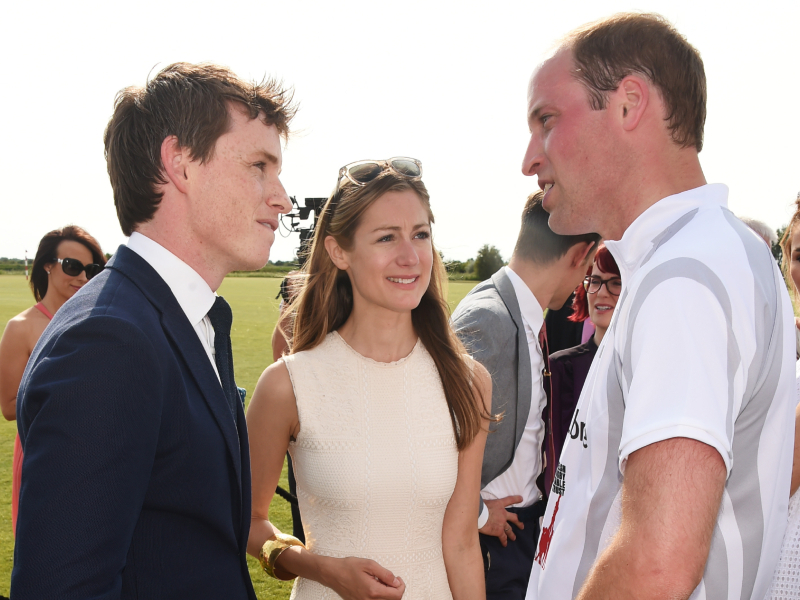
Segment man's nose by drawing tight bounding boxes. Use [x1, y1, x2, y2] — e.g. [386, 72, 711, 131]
[269, 179, 292, 214]
[521, 134, 543, 176]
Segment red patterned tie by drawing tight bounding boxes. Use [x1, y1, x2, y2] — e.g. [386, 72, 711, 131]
[537, 323, 555, 496]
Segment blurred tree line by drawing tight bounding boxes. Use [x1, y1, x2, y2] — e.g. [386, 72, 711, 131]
[446, 244, 506, 281]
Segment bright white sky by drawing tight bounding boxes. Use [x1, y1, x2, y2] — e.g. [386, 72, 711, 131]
[1, 0, 798, 263]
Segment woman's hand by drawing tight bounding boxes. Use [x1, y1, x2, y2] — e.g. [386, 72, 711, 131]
[317, 556, 405, 600]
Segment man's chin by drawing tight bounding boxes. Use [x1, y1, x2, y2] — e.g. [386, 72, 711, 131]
[233, 250, 271, 274]
[547, 209, 595, 237]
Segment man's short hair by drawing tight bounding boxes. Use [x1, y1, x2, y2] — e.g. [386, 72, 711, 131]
[514, 191, 601, 264]
[739, 216, 777, 247]
[104, 62, 297, 236]
[563, 12, 706, 151]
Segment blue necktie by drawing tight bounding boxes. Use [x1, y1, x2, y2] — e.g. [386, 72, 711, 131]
[207, 296, 238, 418]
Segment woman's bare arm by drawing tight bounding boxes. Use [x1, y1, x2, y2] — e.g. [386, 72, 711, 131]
[0, 317, 35, 421]
[443, 360, 491, 600]
[246, 360, 405, 600]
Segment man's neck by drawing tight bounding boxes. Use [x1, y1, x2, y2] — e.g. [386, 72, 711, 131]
[133, 225, 227, 292]
[506, 257, 556, 312]
[607, 149, 707, 241]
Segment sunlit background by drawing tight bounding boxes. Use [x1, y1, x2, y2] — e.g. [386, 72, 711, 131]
[1, 0, 797, 263]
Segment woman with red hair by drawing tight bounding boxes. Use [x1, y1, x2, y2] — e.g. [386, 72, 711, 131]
[548, 245, 620, 465]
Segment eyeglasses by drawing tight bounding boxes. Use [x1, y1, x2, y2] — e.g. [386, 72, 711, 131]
[583, 275, 622, 296]
[56, 257, 103, 280]
[337, 157, 422, 189]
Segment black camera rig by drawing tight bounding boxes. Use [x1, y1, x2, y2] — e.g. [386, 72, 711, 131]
[278, 196, 327, 267]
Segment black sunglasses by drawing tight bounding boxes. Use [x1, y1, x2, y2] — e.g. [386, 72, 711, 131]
[56, 257, 103, 280]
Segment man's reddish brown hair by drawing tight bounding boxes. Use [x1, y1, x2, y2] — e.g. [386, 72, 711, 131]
[104, 62, 297, 236]
[563, 12, 707, 152]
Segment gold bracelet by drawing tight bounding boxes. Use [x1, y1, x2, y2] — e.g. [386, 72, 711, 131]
[259, 533, 306, 580]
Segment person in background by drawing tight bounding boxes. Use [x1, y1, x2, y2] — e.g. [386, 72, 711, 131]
[247, 157, 491, 600]
[0, 225, 105, 536]
[451, 191, 599, 600]
[740, 216, 779, 249]
[764, 192, 800, 599]
[548, 245, 620, 467]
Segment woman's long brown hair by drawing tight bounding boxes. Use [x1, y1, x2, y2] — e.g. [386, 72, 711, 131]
[289, 172, 485, 450]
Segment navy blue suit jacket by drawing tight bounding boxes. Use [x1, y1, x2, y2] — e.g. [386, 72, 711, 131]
[12, 245, 256, 600]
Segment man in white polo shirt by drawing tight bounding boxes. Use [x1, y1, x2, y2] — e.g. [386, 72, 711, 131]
[521, 12, 795, 600]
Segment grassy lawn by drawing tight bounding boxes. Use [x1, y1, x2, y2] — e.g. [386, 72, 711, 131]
[0, 275, 477, 597]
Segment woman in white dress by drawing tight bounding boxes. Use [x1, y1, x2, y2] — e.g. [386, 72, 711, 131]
[765, 194, 800, 599]
[247, 158, 492, 600]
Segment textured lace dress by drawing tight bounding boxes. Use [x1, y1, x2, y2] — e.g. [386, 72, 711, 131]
[283, 332, 459, 600]
[764, 360, 800, 599]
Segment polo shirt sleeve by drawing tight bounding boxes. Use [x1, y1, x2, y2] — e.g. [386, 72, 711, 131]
[617, 276, 734, 477]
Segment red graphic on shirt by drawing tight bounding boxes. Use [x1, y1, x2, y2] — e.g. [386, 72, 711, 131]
[535, 494, 560, 568]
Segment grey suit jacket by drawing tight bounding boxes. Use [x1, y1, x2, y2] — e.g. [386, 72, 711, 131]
[452, 268, 533, 509]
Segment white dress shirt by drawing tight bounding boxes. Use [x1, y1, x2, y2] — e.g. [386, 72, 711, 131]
[127, 232, 220, 382]
[478, 266, 547, 527]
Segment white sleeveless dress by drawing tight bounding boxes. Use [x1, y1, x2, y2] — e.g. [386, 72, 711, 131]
[764, 360, 800, 599]
[283, 332, 459, 600]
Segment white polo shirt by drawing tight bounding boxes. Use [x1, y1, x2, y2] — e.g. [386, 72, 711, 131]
[529, 184, 795, 600]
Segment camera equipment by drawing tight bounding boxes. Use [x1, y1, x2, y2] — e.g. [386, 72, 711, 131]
[276, 196, 326, 301]
[278, 196, 327, 268]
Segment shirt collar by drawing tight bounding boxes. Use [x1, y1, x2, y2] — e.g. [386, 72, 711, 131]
[504, 266, 545, 334]
[604, 183, 728, 281]
[127, 232, 216, 326]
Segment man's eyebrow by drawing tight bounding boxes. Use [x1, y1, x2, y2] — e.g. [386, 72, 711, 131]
[528, 104, 546, 121]
[253, 150, 280, 164]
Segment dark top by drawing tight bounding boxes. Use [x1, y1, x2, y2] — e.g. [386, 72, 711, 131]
[549, 337, 598, 466]
[543, 293, 584, 354]
[13, 245, 255, 600]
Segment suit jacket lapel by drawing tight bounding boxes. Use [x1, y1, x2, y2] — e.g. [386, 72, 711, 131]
[106, 247, 243, 499]
[491, 269, 533, 453]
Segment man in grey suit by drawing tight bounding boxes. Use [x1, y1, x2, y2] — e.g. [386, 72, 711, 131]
[452, 191, 599, 599]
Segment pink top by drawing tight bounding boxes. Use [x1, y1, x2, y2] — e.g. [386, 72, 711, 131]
[34, 302, 54, 320]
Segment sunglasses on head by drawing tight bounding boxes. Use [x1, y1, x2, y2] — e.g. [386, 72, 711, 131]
[336, 157, 422, 190]
[328, 157, 423, 218]
[56, 257, 103, 280]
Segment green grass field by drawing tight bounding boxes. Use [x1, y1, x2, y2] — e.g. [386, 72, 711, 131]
[0, 275, 477, 598]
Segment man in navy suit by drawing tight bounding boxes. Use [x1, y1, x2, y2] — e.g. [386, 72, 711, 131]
[12, 63, 295, 599]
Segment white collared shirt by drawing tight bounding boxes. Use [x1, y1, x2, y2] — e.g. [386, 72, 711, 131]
[531, 184, 796, 600]
[478, 266, 547, 527]
[127, 232, 220, 382]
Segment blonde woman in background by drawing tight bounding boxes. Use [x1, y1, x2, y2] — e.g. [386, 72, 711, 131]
[247, 158, 491, 600]
[765, 192, 800, 599]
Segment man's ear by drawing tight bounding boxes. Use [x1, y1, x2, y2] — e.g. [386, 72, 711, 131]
[617, 75, 649, 133]
[324, 235, 349, 271]
[160, 135, 190, 195]
[569, 240, 598, 269]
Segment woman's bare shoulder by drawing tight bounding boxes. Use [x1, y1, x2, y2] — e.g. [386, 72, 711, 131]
[2, 307, 48, 347]
[250, 359, 296, 411]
